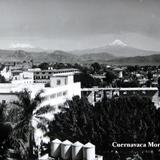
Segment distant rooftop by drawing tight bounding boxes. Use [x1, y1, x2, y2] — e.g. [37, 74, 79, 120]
[11, 70, 23, 73]
[32, 68, 79, 73]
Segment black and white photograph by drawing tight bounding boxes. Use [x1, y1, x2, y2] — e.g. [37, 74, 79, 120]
[1, 0, 160, 159]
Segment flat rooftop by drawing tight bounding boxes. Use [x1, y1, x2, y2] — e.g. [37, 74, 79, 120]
[32, 68, 79, 73]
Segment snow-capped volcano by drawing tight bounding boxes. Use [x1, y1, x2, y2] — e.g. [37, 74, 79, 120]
[71, 39, 158, 57]
[9, 42, 48, 52]
[109, 39, 127, 47]
[9, 42, 35, 49]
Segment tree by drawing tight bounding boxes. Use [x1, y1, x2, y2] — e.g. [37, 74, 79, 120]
[0, 103, 12, 159]
[91, 62, 101, 74]
[0, 75, 7, 83]
[8, 89, 53, 159]
[146, 71, 153, 87]
[158, 77, 160, 96]
[48, 96, 95, 142]
[147, 71, 153, 80]
[53, 63, 66, 69]
[104, 70, 117, 86]
[0, 64, 5, 71]
[48, 95, 159, 160]
[146, 80, 152, 87]
[74, 72, 101, 88]
[117, 80, 139, 88]
[127, 65, 140, 72]
[38, 62, 49, 70]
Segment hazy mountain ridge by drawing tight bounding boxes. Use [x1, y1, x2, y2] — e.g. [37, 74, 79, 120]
[0, 49, 115, 64]
[79, 52, 115, 64]
[0, 45, 160, 65]
[6, 50, 32, 61]
[107, 54, 160, 65]
[47, 50, 79, 63]
[71, 45, 160, 57]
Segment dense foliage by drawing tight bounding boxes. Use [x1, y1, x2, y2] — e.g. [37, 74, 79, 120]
[0, 103, 12, 159]
[0, 90, 53, 160]
[104, 70, 117, 85]
[48, 95, 160, 160]
[0, 75, 7, 83]
[74, 72, 101, 88]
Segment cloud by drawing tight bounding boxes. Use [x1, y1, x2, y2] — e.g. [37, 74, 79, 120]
[9, 42, 35, 49]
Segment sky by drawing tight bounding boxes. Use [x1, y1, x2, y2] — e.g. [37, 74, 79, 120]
[0, 0, 160, 51]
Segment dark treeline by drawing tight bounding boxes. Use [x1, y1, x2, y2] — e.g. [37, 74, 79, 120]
[36, 62, 160, 88]
[48, 95, 160, 160]
[1, 88, 160, 159]
[0, 103, 12, 160]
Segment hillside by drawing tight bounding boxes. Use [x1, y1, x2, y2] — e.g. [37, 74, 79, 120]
[71, 45, 160, 57]
[0, 49, 16, 61]
[0, 47, 160, 65]
[46, 50, 79, 63]
[0, 49, 114, 64]
[79, 52, 115, 64]
[5, 50, 32, 62]
[0, 49, 75, 63]
[107, 54, 160, 65]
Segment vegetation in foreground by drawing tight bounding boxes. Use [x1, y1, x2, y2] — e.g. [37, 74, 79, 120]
[48, 95, 160, 160]
[1, 89, 160, 160]
[0, 90, 53, 160]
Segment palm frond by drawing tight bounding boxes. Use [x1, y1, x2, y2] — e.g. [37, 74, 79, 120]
[10, 137, 29, 160]
[35, 116, 50, 125]
[34, 89, 44, 103]
[36, 122, 48, 132]
[34, 105, 55, 116]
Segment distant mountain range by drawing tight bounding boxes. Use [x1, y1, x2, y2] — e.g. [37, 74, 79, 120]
[0, 40, 160, 65]
[107, 54, 160, 65]
[0, 49, 115, 64]
[71, 42, 160, 57]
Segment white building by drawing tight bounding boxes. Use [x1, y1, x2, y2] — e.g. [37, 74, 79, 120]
[0, 69, 81, 110]
[33, 68, 79, 84]
[40, 72, 81, 112]
[0, 83, 45, 103]
[0, 66, 12, 81]
[113, 68, 123, 78]
[12, 71, 34, 84]
[0, 68, 81, 152]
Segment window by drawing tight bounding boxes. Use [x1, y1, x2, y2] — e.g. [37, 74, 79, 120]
[2, 100, 6, 104]
[65, 78, 68, 85]
[57, 92, 62, 97]
[57, 80, 61, 85]
[44, 96, 48, 101]
[63, 91, 67, 96]
[50, 94, 56, 99]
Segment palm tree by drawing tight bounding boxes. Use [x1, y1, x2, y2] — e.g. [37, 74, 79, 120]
[7, 89, 54, 159]
[0, 102, 13, 159]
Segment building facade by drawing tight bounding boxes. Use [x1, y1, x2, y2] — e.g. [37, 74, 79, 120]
[0, 69, 81, 111]
[33, 68, 79, 84]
